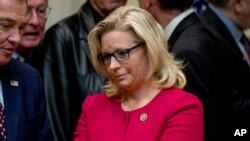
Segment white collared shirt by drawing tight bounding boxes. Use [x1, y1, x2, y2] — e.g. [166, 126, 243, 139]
[165, 8, 194, 40]
[0, 80, 4, 107]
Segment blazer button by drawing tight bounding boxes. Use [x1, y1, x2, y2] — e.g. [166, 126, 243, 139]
[140, 113, 148, 122]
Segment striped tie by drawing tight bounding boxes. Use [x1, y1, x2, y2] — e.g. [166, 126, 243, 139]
[0, 103, 7, 141]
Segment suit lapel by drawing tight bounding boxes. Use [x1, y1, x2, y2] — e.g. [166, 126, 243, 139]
[168, 13, 200, 50]
[199, 7, 244, 59]
[1, 60, 21, 141]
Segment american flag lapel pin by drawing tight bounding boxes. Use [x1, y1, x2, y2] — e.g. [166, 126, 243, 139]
[10, 80, 19, 87]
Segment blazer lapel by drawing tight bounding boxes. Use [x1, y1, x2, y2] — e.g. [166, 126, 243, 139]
[199, 7, 244, 59]
[168, 13, 200, 51]
[1, 61, 21, 141]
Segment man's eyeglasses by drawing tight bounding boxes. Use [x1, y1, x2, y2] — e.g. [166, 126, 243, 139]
[28, 6, 51, 19]
[98, 42, 145, 67]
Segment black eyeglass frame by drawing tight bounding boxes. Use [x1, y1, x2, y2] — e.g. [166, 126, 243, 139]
[98, 42, 145, 66]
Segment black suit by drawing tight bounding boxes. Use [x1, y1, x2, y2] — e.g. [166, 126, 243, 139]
[168, 12, 235, 141]
[198, 7, 250, 141]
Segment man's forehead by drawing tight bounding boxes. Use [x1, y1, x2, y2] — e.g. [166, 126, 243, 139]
[0, 15, 29, 24]
[0, 0, 27, 12]
[0, 0, 26, 6]
[0, 0, 29, 24]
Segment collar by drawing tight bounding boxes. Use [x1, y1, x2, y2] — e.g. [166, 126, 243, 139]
[165, 8, 194, 40]
[209, 4, 242, 43]
[87, 0, 103, 24]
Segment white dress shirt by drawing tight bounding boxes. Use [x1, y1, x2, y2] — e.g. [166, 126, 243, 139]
[165, 8, 194, 40]
[0, 81, 4, 107]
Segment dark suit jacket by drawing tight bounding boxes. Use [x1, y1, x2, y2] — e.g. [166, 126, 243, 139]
[0, 59, 52, 141]
[168, 12, 235, 141]
[199, 7, 250, 140]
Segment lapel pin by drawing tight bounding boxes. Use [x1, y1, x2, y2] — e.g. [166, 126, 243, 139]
[10, 80, 19, 87]
[140, 113, 148, 122]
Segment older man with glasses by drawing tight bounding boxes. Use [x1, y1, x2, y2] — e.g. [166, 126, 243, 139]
[12, 0, 50, 66]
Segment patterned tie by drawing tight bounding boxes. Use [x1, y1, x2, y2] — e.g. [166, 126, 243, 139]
[0, 103, 7, 141]
[240, 33, 250, 60]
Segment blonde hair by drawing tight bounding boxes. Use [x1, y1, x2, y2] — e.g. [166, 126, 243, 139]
[88, 6, 186, 98]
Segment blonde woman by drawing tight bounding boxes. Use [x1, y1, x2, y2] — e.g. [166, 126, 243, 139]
[74, 6, 204, 141]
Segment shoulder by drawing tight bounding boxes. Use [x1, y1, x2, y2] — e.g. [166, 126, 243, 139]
[51, 13, 78, 29]
[8, 59, 39, 77]
[173, 19, 219, 58]
[82, 93, 112, 109]
[179, 24, 215, 45]
[161, 87, 201, 102]
[175, 13, 215, 44]
[84, 93, 108, 105]
[46, 14, 79, 37]
[3, 59, 42, 92]
[155, 88, 204, 141]
[159, 87, 203, 109]
[43, 14, 80, 48]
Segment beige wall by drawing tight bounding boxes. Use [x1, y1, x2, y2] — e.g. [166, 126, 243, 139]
[46, 0, 139, 30]
[47, 1, 250, 37]
[245, 29, 250, 37]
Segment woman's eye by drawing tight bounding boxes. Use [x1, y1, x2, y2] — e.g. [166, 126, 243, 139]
[117, 51, 127, 57]
[102, 54, 111, 60]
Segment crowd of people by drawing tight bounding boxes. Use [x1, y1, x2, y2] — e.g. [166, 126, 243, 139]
[0, 0, 249, 140]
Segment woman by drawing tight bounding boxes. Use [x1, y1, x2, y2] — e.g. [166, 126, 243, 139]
[74, 6, 204, 141]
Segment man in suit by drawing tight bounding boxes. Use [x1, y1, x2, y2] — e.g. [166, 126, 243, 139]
[0, 0, 52, 140]
[37, 0, 127, 140]
[199, 0, 250, 140]
[139, 0, 237, 140]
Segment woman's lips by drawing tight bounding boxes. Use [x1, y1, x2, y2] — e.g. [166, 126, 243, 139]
[115, 73, 127, 80]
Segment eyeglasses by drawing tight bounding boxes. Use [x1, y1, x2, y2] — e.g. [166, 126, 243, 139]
[28, 6, 51, 19]
[98, 43, 144, 66]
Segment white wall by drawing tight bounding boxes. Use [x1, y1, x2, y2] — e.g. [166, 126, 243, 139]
[46, 0, 139, 30]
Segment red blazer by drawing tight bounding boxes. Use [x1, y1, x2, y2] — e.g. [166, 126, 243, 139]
[74, 87, 204, 141]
